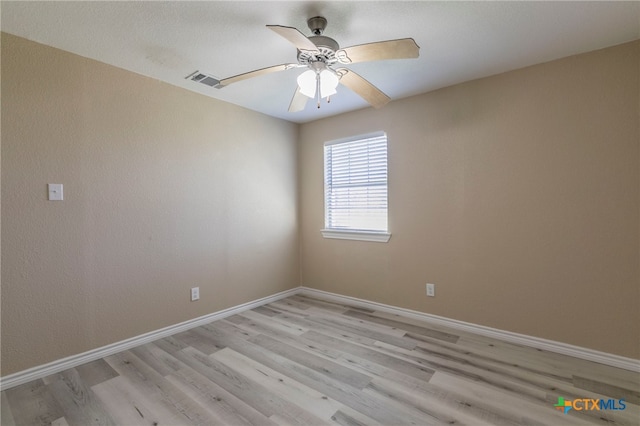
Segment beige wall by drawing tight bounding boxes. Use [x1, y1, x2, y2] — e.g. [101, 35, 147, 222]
[300, 41, 639, 359]
[1, 33, 299, 375]
[1, 33, 638, 378]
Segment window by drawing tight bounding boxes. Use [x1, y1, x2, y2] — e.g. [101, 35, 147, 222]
[322, 131, 391, 242]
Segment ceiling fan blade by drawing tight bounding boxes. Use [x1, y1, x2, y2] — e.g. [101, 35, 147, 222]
[267, 25, 319, 52]
[336, 38, 419, 64]
[336, 68, 390, 109]
[288, 87, 308, 112]
[218, 64, 297, 87]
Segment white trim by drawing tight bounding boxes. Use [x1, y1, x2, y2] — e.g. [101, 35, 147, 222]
[321, 229, 391, 242]
[298, 287, 640, 373]
[0, 287, 298, 391]
[324, 130, 386, 147]
[3, 285, 638, 391]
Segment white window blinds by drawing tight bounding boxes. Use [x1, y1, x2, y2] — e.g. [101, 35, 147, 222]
[324, 132, 388, 232]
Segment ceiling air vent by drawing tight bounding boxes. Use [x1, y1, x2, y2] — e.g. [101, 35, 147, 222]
[186, 71, 220, 88]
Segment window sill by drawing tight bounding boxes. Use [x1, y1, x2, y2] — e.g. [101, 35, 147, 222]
[321, 229, 391, 243]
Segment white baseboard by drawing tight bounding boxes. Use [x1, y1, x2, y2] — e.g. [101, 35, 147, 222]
[298, 287, 640, 373]
[3, 285, 638, 391]
[0, 287, 298, 391]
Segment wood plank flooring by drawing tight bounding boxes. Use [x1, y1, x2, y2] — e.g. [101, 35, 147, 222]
[2, 294, 639, 425]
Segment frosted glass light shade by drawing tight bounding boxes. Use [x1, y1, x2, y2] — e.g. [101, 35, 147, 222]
[297, 70, 317, 98]
[319, 69, 339, 98]
[297, 68, 340, 99]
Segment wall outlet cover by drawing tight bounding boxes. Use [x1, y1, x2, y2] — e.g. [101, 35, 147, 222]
[426, 283, 435, 297]
[191, 287, 200, 301]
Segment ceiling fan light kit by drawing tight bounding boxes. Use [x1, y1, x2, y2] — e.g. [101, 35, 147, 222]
[217, 16, 419, 113]
[297, 63, 340, 107]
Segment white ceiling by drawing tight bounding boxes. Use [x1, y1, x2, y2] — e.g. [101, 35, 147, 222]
[2, 1, 639, 123]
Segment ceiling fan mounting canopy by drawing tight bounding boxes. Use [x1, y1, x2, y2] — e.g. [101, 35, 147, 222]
[307, 16, 328, 35]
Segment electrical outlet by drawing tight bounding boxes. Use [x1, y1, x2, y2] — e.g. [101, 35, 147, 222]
[191, 287, 200, 301]
[426, 283, 435, 297]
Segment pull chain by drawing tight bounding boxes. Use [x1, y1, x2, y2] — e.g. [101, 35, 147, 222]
[316, 72, 321, 108]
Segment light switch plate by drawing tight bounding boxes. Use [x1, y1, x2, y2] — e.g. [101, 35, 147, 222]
[48, 184, 63, 201]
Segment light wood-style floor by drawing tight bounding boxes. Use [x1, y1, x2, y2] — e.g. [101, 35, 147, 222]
[2, 294, 639, 425]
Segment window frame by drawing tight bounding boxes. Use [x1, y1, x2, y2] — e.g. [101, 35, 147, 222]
[321, 131, 391, 243]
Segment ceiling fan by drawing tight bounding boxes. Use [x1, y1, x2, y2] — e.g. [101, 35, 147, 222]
[216, 16, 420, 112]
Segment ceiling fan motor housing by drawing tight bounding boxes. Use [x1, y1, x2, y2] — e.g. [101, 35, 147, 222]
[308, 35, 339, 52]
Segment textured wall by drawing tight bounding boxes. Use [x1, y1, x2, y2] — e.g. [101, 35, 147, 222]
[299, 41, 639, 359]
[2, 33, 638, 378]
[1, 33, 299, 375]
